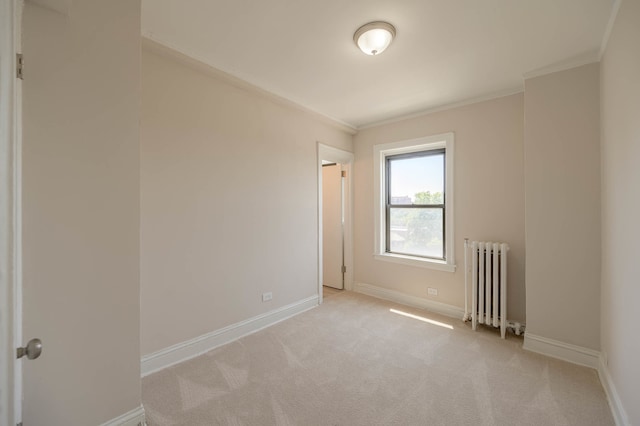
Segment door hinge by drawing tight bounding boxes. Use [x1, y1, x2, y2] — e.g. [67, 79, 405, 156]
[16, 53, 23, 80]
[341, 265, 346, 273]
[341, 170, 346, 178]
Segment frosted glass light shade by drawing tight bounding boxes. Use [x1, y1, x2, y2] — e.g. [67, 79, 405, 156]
[354, 22, 396, 56]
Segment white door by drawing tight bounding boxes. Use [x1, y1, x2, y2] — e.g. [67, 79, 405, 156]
[18, 2, 142, 424]
[20, 6, 87, 423]
[20, 4, 88, 424]
[322, 164, 344, 289]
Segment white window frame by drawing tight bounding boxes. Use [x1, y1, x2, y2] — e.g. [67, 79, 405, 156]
[373, 133, 455, 272]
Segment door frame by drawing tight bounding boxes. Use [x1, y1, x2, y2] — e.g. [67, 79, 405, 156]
[317, 143, 354, 304]
[0, 0, 21, 424]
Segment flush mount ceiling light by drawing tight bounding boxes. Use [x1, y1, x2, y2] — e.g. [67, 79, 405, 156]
[353, 21, 396, 56]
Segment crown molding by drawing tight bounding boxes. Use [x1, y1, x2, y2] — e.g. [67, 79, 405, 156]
[522, 51, 600, 80]
[357, 86, 524, 131]
[141, 35, 357, 135]
[599, 0, 623, 60]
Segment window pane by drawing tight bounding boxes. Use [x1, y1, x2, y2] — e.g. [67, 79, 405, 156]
[389, 154, 444, 205]
[389, 207, 443, 259]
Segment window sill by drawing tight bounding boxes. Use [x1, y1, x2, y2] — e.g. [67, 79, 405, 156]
[374, 253, 456, 272]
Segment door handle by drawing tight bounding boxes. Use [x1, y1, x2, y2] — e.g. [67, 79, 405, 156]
[17, 338, 42, 360]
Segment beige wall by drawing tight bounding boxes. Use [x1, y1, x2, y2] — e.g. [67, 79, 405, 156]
[601, 0, 640, 423]
[140, 45, 353, 356]
[21, 1, 141, 424]
[524, 63, 601, 350]
[353, 94, 526, 323]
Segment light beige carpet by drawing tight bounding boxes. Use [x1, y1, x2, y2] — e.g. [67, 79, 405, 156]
[142, 292, 614, 426]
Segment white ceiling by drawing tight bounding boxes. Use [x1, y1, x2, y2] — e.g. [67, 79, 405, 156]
[142, 0, 616, 129]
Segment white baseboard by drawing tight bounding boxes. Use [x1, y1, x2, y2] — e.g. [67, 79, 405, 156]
[598, 356, 631, 426]
[353, 282, 465, 320]
[141, 295, 319, 377]
[523, 333, 600, 369]
[100, 405, 145, 426]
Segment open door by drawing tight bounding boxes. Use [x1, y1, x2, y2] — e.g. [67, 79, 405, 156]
[16, 1, 143, 425]
[322, 163, 344, 289]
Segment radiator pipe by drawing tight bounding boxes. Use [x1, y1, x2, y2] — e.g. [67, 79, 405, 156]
[500, 242, 508, 339]
[472, 241, 478, 331]
[463, 238, 469, 321]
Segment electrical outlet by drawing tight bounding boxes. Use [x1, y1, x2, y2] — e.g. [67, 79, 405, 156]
[262, 292, 273, 302]
[427, 287, 438, 296]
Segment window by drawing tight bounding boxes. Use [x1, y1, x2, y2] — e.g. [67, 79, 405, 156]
[386, 149, 445, 259]
[373, 133, 455, 272]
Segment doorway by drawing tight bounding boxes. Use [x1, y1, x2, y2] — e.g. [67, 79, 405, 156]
[317, 143, 354, 303]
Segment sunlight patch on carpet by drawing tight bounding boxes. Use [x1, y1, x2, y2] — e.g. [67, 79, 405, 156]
[389, 308, 454, 329]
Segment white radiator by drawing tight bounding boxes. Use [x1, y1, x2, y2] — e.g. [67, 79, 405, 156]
[463, 239, 509, 338]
